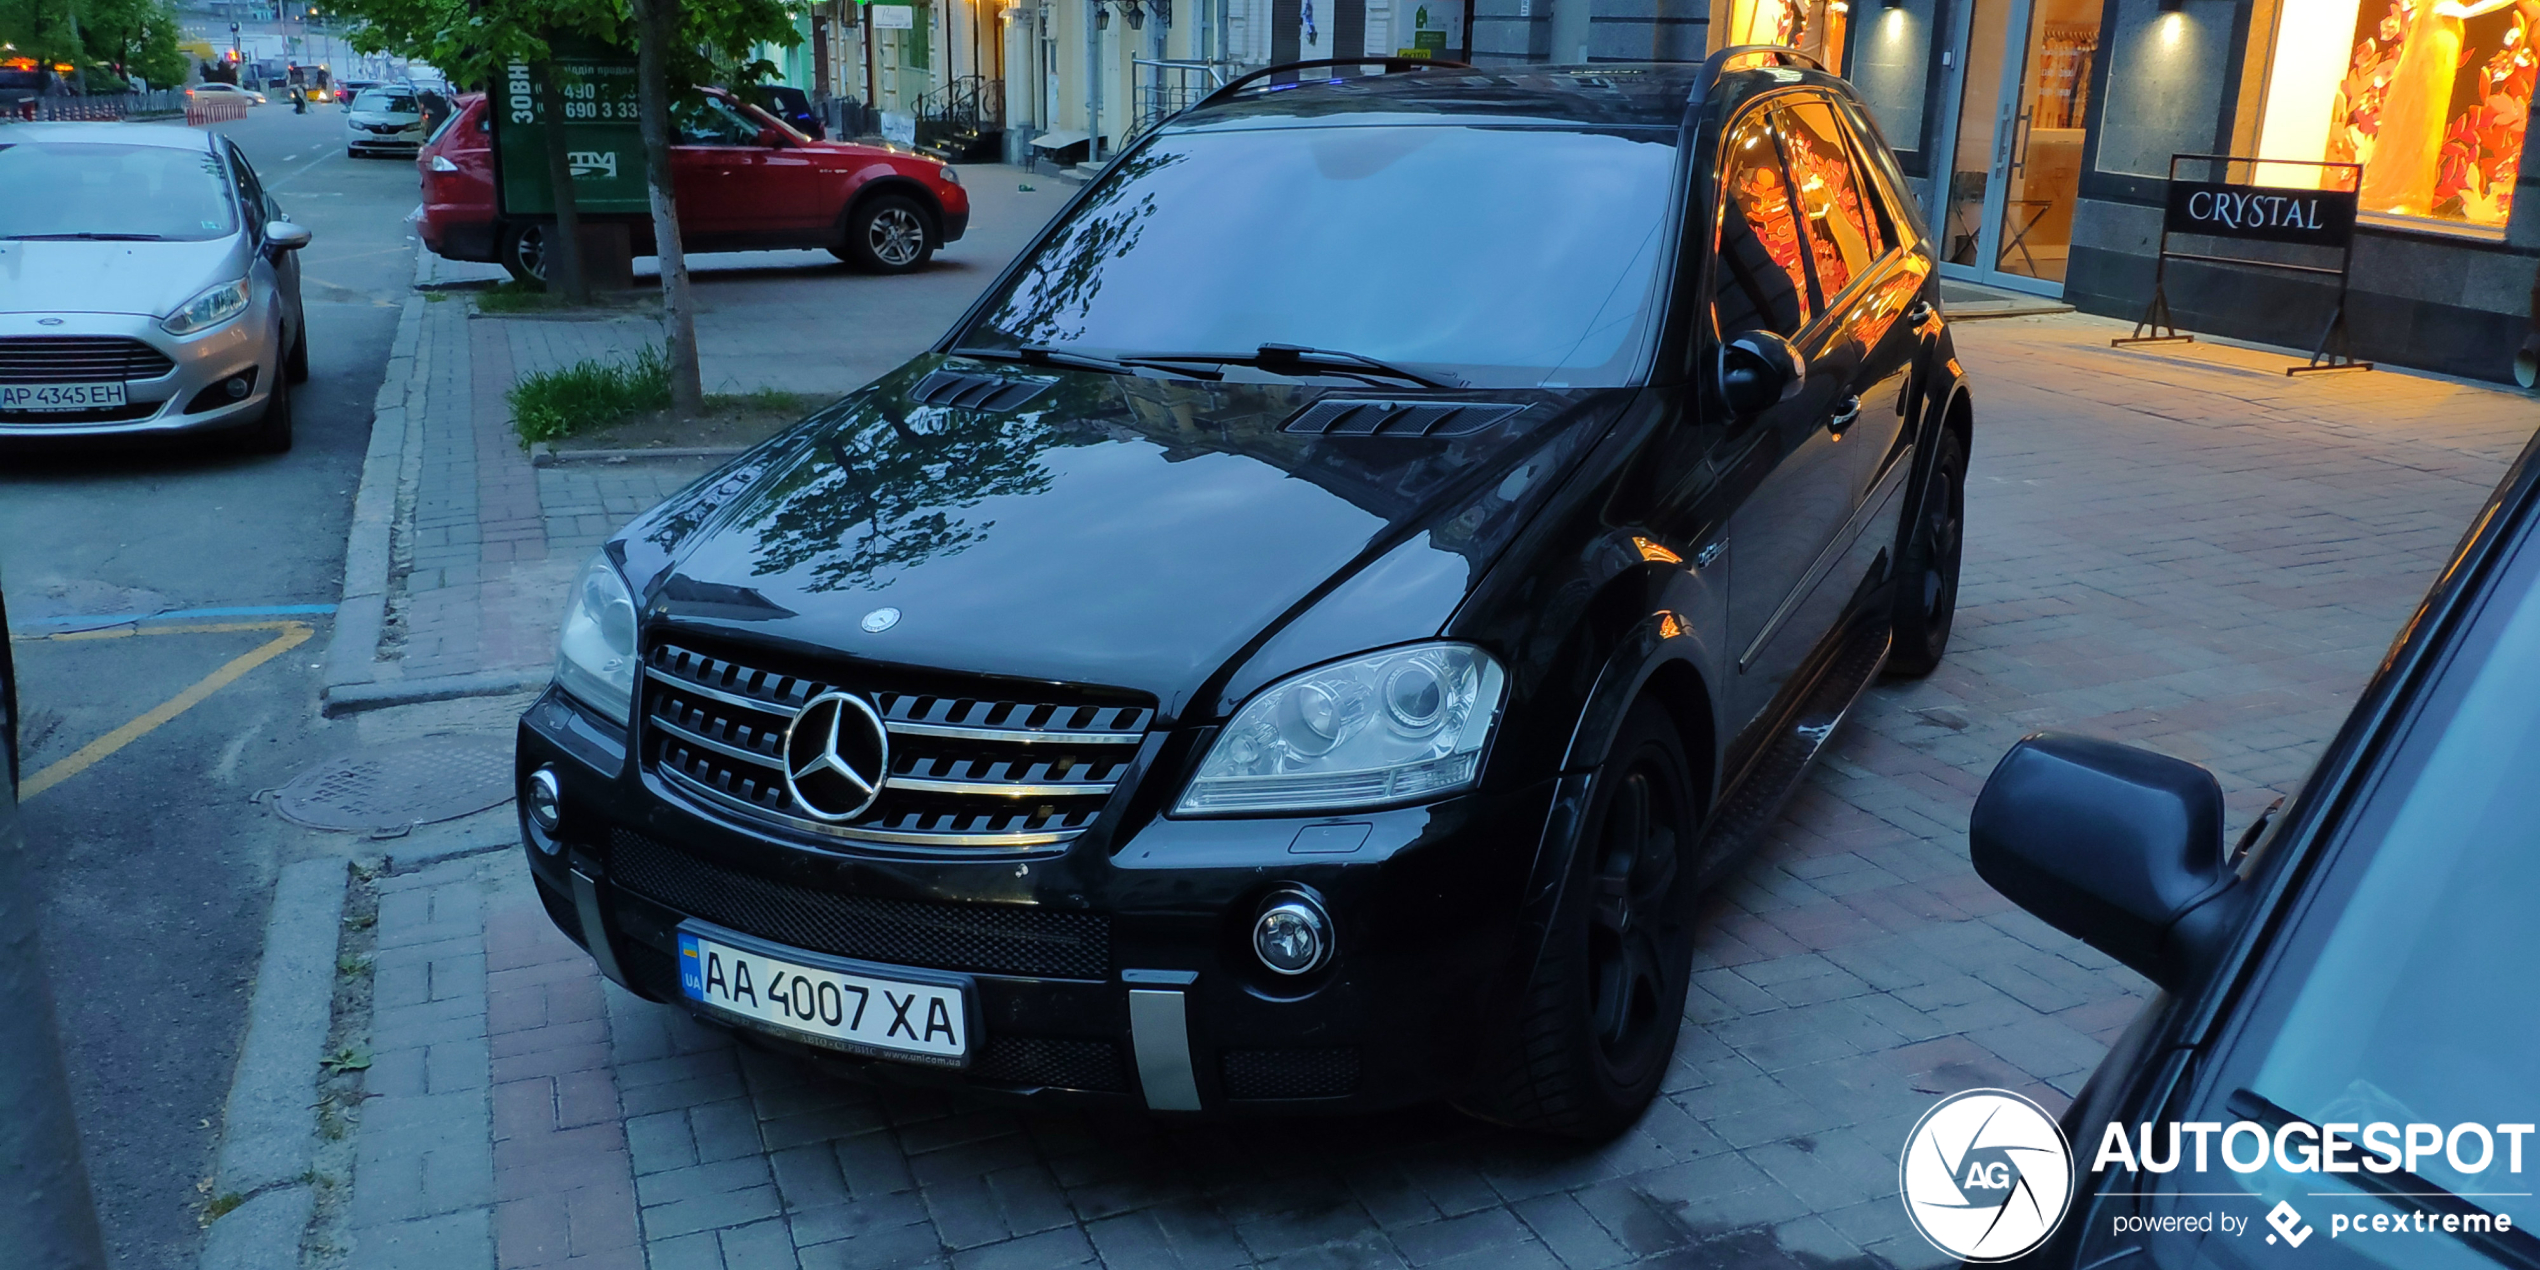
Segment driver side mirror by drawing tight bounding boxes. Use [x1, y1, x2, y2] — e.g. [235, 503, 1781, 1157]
[1715, 330, 1803, 418]
[266, 222, 311, 250]
[1970, 733, 2247, 992]
[753, 126, 788, 148]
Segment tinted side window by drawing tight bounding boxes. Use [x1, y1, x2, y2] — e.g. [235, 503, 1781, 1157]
[226, 146, 272, 230]
[1713, 108, 1812, 340]
[1779, 100, 1883, 299]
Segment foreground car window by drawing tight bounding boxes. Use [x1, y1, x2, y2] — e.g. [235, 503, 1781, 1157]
[963, 125, 1678, 388]
[0, 142, 238, 242]
[2139, 529, 2540, 1269]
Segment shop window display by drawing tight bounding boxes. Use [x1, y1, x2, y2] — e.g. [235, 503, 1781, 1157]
[1713, 0, 1850, 69]
[2256, 0, 2537, 231]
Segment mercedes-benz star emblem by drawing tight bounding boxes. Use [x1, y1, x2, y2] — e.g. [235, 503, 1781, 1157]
[781, 692, 890, 821]
[861, 606, 901, 633]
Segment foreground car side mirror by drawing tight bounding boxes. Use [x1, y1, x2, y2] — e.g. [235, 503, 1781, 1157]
[266, 222, 312, 250]
[1970, 733, 2243, 991]
[1715, 330, 1803, 418]
[754, 126, 789, 148]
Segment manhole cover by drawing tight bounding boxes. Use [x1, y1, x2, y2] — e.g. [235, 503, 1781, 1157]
[270, 735, 514, 833]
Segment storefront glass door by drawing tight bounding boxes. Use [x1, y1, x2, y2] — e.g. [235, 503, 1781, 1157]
[1937, 0, 2101, 294]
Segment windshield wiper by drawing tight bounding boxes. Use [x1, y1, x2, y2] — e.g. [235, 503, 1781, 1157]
[952, 345, 1228, 381]
[5, 232, 167, 241]
[1132, 344, 1462, 390]
[2230, 1089, 2540, 1270]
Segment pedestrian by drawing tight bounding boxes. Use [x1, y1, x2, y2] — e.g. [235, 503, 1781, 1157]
[293, 86, 307, 114]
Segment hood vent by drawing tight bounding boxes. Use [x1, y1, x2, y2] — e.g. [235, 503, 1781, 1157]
[1281, 399, 1525, 438]
[912, 369, 1057, 412]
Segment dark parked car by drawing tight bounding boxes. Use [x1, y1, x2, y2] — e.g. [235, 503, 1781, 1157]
[515, 50, 1972, 1137]
[1969, 433, 2540, 1264]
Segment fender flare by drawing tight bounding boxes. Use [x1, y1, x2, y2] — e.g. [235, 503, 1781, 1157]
[838, 175, 948, 243]
[1890, 375, 1972, 565]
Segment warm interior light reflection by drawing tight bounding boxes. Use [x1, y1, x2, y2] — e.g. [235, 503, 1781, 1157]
[1633, 536, 1684, 564]
[2157, 10, 2184, 46]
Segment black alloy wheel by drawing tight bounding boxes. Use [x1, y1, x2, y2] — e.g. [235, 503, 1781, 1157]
[1464, 700, 1698, 1139]
[499, 221, 549, 287]
[834, 193, 933, 274]
[1887, 426, 1965, 676]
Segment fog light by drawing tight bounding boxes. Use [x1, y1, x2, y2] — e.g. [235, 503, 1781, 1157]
[224, 374, 251, 399]
[526, 766, 562, 836]
[1253, 894, 1331, 976]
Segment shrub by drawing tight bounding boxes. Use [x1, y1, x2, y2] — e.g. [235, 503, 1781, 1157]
[507, 345, 672, 445]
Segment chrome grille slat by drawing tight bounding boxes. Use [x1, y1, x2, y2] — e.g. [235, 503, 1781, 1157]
[0, 337, 178, 384]
[641, 640, 1153, 852]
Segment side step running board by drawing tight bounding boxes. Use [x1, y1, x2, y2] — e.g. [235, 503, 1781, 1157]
[1692, 623, 1892, 890]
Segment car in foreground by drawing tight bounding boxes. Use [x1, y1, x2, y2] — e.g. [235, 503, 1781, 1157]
[344, 83, 426, 157]
[1969, 432, 2540, 1265]
[0, 123, 309, 451]
[416, 87, 968, 282]
[515, 50, 1969, 1136]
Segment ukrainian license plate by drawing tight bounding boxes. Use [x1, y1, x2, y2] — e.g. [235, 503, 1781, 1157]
[678, 925, 971, 1067]
[2, 382, 126, 412]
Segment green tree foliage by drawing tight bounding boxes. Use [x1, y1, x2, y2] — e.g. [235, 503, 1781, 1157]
[0, 0, 184, 86]
[325, 0, 792, 100]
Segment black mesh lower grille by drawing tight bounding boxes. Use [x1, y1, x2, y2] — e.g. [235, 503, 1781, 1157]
[608, 828, 1110, 979]
[971, 1036, 1129, 1092]
[1221, 1047, 1361, 1099]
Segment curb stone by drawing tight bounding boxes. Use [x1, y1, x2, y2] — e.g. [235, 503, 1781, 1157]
[197, 857, 350, 1268]
[321, 293, 424, 718]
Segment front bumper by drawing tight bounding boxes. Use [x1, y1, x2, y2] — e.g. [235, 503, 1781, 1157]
[516, 686, 1557, 1114]
[0, 308, 280, 439]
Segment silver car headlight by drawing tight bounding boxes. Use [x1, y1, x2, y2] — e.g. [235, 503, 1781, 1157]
[939, 165, 960, 185]
[554, 554, 640, 724]
[162, 278, 251, 336]
[1176, 643, 1506, 815]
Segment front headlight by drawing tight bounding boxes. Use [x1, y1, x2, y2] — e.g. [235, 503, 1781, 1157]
[555, 554, 640, 724]
[1176, 643, 1507, 815]
[161, 278, 252, 336]
[938, 165, 960, 185]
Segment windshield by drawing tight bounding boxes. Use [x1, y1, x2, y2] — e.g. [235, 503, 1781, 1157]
[2133, 521, 2540, 1269]
[958, 124, 1678, 389]
[354, 88, 418, 113]
[0, 142, 238, 242]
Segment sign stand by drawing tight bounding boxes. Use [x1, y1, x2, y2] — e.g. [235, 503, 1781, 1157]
[2113, 154, 2372, 377]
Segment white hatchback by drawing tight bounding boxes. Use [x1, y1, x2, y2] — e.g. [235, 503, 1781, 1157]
[344, 85, 426, 157]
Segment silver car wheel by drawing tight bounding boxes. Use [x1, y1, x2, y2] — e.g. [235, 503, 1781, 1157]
[868, 207, 925, 267]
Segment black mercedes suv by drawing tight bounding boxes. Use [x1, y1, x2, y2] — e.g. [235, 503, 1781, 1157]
[516, 49, 1973, 1138]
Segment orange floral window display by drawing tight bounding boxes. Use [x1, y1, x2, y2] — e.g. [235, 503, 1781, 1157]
[2254, 0, 2537, 231]
[1780, 101, 1885, 298]
[1712, 0, 1850, 71]
[1715, 111, 1814, 339]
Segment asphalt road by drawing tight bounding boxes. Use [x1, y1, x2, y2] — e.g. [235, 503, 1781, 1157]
[0, 105, 418, 1268]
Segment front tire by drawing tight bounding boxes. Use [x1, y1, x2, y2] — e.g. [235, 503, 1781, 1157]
[285, 321, 310, 383]
[1886, 425, 1966, 677]
[499, 221, 548, 286]
[1462, 700, 1699, 1139]
[238, 372, 293, 454]
[836, 194, 934, 273]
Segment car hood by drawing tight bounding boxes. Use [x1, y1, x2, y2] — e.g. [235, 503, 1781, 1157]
[0, 236, 246, 317]
[622, 356, 1621, 719]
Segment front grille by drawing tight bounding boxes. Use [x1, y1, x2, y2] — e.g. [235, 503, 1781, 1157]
[642, 639, 1152, 851]
[609, 828, 1111, 979]
[971, 1036, 1129, 1092]
[0, 337, 176, 384]
[1221, 1047, 1361, 1099]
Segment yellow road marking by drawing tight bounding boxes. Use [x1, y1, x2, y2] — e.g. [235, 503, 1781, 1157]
[20, 621, 315, 802]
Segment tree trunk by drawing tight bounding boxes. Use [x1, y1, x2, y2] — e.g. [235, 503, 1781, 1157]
[534, 57, 590, 303]
[631, 0, 704, 413]
[0, 781, 110, 1270]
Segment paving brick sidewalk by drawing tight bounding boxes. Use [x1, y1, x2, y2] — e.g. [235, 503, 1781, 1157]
[319, 305, 2540, 1268]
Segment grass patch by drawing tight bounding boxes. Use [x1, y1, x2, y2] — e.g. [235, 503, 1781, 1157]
[202, 1192, 245, 1225]
[508, 345, 673, 445]
[471, 280, 563, 314]
[542, 388, 830, 454]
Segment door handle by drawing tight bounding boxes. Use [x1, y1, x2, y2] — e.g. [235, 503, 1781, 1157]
[1905, 299, 1934, 326]
[1829, 396, 1862, 436]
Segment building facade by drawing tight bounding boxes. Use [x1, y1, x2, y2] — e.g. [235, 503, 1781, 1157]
[759, 0, 2540, 381]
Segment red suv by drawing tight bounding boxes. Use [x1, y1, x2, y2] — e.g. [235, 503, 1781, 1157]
[417, 89, 970, 281]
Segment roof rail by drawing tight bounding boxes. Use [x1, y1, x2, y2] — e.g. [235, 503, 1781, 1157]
[1193, 56, 1475, 112]
[1702, 44, 1828, 75]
